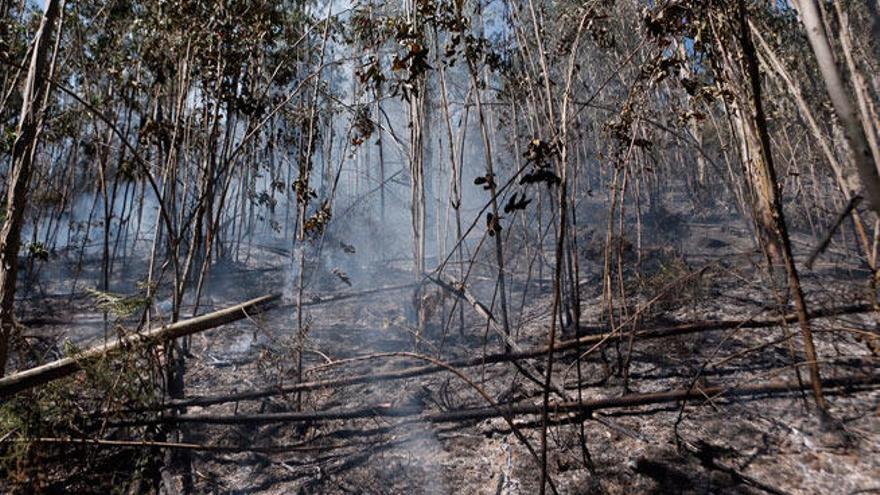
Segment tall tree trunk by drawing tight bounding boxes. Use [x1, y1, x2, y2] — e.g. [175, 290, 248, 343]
[0, 0, 63, 377]
[736, 1, 827, 410]
[797, 0, 880, 214]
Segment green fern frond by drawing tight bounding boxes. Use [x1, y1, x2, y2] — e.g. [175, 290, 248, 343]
[86, 288, 148, 318]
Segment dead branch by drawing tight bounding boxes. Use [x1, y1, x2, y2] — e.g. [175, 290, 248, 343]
[165, 303, 873, 409]
[426, 273, 570, 399]
[0, 294, 280, 397]
[427, 273, 494, 321]
[0, 436, 338, 454]
[128, 373, 880, 426]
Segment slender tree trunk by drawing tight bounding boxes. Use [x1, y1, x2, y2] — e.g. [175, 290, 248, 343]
[797, 0, 880, 214]
[737, 1, 827, 410]
[0, 0, 63, 376]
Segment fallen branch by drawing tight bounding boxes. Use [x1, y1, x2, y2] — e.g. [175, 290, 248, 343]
[427, 274, 495, 322]
[167, 303, 873, 409]
[0, 294, 280, 398]
[0, 436, 340, 454]
[131, 374, 880, 426]
[426, 273, 571, 399]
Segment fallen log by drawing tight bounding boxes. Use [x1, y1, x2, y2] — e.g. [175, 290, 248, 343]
[167, 303, 874, 409]
[0, 294, 280, 398]
[135, 373, 880, 426]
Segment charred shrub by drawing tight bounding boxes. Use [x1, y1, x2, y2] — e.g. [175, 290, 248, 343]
[636, 247, 706, 320]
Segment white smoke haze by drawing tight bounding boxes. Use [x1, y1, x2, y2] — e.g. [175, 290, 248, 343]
[3, 1, 878, 493]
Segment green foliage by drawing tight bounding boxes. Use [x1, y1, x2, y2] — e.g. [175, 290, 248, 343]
[26, 242, 49, 262]
[0, 338, 162, 492]
[86, 289, 148, 318]
[1, 124, 16, 154]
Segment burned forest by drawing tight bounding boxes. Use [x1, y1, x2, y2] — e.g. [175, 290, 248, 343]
[0, 0, 879, 493]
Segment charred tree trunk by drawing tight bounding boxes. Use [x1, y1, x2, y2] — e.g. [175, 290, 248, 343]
[729, 1, 828, 410]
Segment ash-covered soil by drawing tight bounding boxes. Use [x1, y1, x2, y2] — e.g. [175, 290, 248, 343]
[16, 219, 880, 494]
